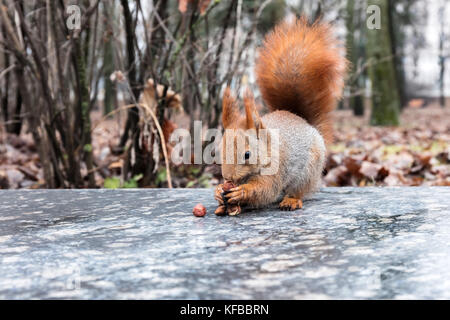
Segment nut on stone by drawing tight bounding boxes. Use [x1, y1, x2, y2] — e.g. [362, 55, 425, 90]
[222, 180, 236, 191]
[193, 203, 207, 217]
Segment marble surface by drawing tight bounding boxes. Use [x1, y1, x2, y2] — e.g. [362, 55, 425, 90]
[0, 187, 449, 299]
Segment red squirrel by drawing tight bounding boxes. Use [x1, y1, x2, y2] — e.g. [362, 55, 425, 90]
[214, 17, 347, 212]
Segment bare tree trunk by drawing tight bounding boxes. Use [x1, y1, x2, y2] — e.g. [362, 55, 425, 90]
[1, 22, 11, 131]
[346, 0, 364, 116]
[367, 0, 401, 126]
[103, 35, 116, 115]
[181, 1, 199, 134]
[438, 0, 447, 108]
[388, 0, 407, 110]
[118, 0, 141, 150]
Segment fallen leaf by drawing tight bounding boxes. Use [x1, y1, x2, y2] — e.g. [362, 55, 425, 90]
[324, 166, 350, 186]
[359, 161, 382, 180]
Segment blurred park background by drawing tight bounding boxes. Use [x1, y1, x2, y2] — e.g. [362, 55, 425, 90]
[0, 0, 449, 190]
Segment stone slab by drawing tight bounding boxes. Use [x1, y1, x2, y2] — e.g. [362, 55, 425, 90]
[0, 187, 449, 299]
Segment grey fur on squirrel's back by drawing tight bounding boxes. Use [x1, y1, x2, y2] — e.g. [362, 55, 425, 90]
[262, 110, 326, 197]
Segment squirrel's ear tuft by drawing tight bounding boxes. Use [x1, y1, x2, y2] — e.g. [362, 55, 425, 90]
[244, 89, 256, 130]
[244, 89, 265, 132]
[222, 87, 240, 128]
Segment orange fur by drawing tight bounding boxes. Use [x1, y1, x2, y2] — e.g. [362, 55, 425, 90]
[243, 90, 265, 132]
[221, 87, 271, 185]
[217, 17, 346, 211]
[222, 87, 241, 129]
[255, 17, 347, 146]
[225, 174, 284, 207]
[244, 90, 256, 130]
[279, 196, 303, 211]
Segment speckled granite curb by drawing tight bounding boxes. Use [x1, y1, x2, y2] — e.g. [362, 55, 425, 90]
[0, 187, 449, 299]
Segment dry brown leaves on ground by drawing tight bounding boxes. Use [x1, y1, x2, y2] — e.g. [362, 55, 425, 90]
[1, 105, 449, 189]
[324, 105, 450, 187]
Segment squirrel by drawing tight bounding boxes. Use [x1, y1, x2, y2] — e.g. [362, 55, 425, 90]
[214, 17, 347, 211]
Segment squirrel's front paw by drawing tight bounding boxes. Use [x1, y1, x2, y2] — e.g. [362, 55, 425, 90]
[225, 184, 250, 205]
[214, 184, 224, 205]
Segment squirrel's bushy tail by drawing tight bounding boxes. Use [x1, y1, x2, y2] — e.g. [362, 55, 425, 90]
[255, 17, 347, 145]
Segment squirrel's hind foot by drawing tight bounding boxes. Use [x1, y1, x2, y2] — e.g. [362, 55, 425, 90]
[279, 196, 303, 211]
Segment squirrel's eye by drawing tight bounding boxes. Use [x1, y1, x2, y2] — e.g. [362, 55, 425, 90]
[244, 151, 251, 160]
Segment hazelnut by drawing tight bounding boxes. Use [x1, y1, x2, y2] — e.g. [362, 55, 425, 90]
[193, 203, 207, 217]
[223, 180, 236, 191]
